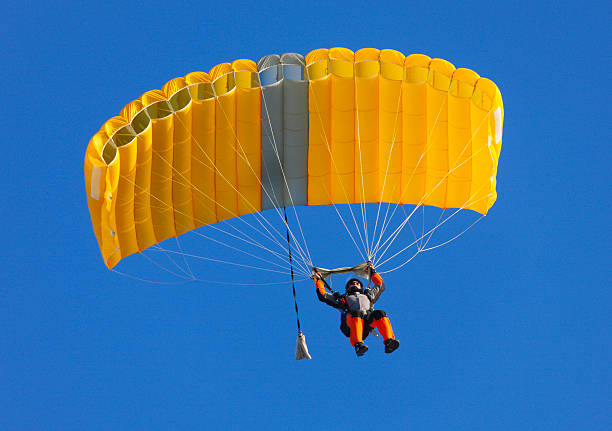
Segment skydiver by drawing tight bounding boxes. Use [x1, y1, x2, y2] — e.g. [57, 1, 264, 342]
[313, 262, 400, 357]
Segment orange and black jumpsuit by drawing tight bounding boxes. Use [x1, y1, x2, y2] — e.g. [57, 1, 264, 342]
[315, 272, 396, 347]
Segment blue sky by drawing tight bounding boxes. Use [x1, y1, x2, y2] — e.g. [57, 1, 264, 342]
[2, 1, 611, 430]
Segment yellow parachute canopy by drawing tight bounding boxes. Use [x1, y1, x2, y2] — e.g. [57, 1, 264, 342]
[84, 47, 503, 269]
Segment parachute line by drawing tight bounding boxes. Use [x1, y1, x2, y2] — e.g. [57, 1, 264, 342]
[150, 247, 295, 275]
[375, 191, 490, 270]
[173, 237, 196, 279]
[171, 101, 314, 269]
[123, 173, 304, 278]
[353, 71, 371, 258]
[190, 231, 294, 272]
[420, 214, 484, 253]
[370, 81, 404, 258]
[212, 89, 313, 267]
[139, 249, 196, 280]
[305, 67, 369, 260]
[371, 109, 492, 262]
[148, 242, 196, 279]
[260, 89, 313, 267]
[110, 267, 196, 285]
[370, 95, 450, 257]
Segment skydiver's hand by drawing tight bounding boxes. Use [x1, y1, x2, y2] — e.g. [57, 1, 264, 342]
[366, 262, 376, 274]
[314, 272, 323, 280]
[332, 291, 341, 300]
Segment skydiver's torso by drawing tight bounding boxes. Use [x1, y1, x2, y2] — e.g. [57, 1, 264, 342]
[346, 292, 372, 314]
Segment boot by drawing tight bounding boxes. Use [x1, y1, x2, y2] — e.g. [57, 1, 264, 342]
[354, 342, 368, 357]
[384, 338, 399, 354]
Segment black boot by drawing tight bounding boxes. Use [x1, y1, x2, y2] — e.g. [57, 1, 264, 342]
[384, 338, 399, 354]
[354, 342, 368, 357]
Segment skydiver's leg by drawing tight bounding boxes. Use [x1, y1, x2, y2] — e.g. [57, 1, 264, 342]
[346, 314, 368, 356]
[368, 310, 400, 353]
[346, 314, 364, 346]
[368, 310, 395, 340]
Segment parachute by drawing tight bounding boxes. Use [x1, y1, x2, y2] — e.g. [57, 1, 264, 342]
[84, 47, 504, 277]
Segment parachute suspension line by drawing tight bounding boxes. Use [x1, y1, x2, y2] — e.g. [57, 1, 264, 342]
[111, 266, 306, 286]
[371, 201, 401, 258]
[372, 204, 423, 256]
[372, 199, 399, 257]
[255, 150, 309, 277]
[139, 143, 289, 258]
[110, 267, 196, 285]
[371, 106, 493, 262]
[150, 246, 294, 275]
[192, 217, 310, 277]
[396, 204, 421, 252]
[147, 240, 195, 279]
[353, 70, 371, 259]
[372, 202, 422, 261]
[200, 212, 310, 275]
[211, 88, 313, 268]
[369, 79, 404, 258]
[259, 101, 313, 269]
[305, 66, 369, 254]
[330, 201, 367, 262]
[259, 143, 310, 267]
[305, 68, 369, 257]
[377, 249, 421, 275]
[199, 277, 311, 286]
[260, 88, 313, 267]
[371, 91, 454, 255]
[169, 104, 312, 270]
[420, 214, 484, 253]
[283, 206, 303, 334]
[386, 102, 492, 256]
[112, 197, 195, 279]
[123, 227, 192, 278]
[133, 191, 297, 279]
[187, 143, 312, 270]
[420, 205, 426, 250]
[184, 155, 309, 266]
[370, 94, 449, 257]
[190, 230, 296, 273]
[173, 237, 195, 280]
[374, 190, 490, 270]
[137, 91, 313, 274]
[419, 208, 447, 251]
[411, 204, 425, 250]
[131, 247, 194, 280]
[202, 221, 297, 268]
[122, 172, 296, 276]
[372, 133, 491, 264]
[376, 212, 479, 274]
[102, 236, 194, 283]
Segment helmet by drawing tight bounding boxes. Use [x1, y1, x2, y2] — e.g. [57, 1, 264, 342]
[345, 278, 364, 294]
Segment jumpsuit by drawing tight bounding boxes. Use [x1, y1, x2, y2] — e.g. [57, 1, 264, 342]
[315, 272, 396, 347]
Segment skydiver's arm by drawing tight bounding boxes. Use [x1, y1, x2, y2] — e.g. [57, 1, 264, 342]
[315, 278, 345, 310]
[365, 271, 386, 304]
